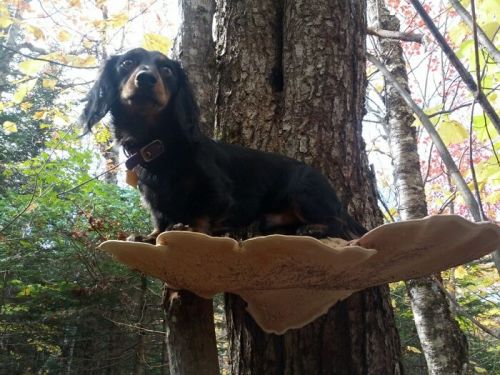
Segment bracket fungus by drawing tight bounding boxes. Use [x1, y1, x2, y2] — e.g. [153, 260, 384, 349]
[100, 215, 500, 334]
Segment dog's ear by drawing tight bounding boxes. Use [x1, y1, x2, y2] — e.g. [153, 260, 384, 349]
[172, 62, 202, 141]
[79, 55, 119, 132]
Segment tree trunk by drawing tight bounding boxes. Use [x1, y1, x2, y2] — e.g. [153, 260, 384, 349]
[163, 1, 220, 374]
[176, 0, 217, 137]
[366, 2, 469, 374]
[216, 1, 403, 373]
[133, 276, 147, 375]
[164, 290, 220, 375]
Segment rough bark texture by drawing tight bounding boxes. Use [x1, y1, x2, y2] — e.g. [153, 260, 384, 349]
[367, 2, 469, 374]
[217, 1, 403, 373]
[176, 0, 217, 137]
[215, 0, 284, 153]
[165, 290, 220, 375]
[164, 2, 220, 374]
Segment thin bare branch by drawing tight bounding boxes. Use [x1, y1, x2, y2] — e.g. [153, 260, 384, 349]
[367, 27, 424, 43]
[448, 0, 500, 64]
[409, 0, 500, 134]
[433, 276, 500, 340]
[0, 44, 98, 69]
[367, 53, 482, 222]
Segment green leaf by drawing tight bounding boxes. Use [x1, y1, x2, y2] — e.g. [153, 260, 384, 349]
[436, 117, 468, 145]
[480, 22, 500, 39]
[473, 115, 499, 142]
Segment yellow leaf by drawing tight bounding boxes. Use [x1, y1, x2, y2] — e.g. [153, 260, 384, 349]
[68, 0, 81, 6]
[13, 79, 37, 103]
[25, 24, 45, 40]
[484, 190, 500, 204]
[33, 111, 46, 120]
[3, 121, 17, 134]
[436, 118, 468, 145]
[406, 346, 422, 354]
[83, 40, 94, 49]
[20, 102, 33, 111]
[40, 52, 97, 68]
[0, 15, 13, 28]
[96, 0, 107, 8]
[57, 30, 71, 42]
[72, 55, 97, 67]
[142, 33, 173, 54]
[26, 202, 38, 213]
[18, 59, 47, 75]
[0, 3, 12, 27]
[91, 19, 105, 29]
[42, 79, 57, 90]
[108, 13, 128, 28]
[454, 266, 468, 279]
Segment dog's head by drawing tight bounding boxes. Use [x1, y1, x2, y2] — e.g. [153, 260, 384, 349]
[80, 48, 199, 140]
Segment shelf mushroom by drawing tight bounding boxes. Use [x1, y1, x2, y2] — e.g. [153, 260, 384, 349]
[100, 215, 500, 334]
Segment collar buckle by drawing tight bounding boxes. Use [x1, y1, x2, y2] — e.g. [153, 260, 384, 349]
[140, 140, 164, 162]
[125, 139, 164, 170]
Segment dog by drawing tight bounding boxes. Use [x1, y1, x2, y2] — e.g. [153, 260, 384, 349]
[80, 48, 366, 241]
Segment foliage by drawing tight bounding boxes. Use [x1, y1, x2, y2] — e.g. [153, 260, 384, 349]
[0, 0, 498, 373]
[366, 0, 499, 373]
[1, 0, 176, 373]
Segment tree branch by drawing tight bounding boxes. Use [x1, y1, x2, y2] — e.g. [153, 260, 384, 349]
[0, 44, 98, 69]
[367, 53, 482, 222]
[448, 0, 500, 64]
[367, 27, 424, 43]
[409, 0, 500, 134]
[433, 276, 500, 340]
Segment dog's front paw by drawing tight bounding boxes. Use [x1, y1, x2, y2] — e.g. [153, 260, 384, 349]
[169, 223, 193, 231]
[126, 229, 160, 244]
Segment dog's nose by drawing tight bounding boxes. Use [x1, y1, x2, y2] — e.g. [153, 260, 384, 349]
[135, 71, 158, 88]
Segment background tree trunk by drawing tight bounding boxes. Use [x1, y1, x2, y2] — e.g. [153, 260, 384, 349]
[216, 1, 403, 373]
[366, 2, 469, 374]
[163, 1, 220, 374]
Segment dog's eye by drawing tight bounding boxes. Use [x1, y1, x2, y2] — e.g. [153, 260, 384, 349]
[160, 66, 173, 77]
[120, 59, 135, 70]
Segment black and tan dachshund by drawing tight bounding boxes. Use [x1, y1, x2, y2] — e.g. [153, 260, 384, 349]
[80, 48, 366, 240]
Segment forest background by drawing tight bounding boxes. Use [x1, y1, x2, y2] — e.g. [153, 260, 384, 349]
[0, 0, 498, 373]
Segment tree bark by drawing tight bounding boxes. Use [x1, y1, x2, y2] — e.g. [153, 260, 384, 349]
[133, 276, 147, 375]
[176, 0, 217, 137]
[215, 0, 284, 153]
[367, 2, 469, 374]
[164, 290, 220, 375]
[217, 1, 403, 373]
[163, 1, 220, 374]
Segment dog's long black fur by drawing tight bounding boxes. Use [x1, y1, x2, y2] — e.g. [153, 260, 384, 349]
[80, 48, 366, 240]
